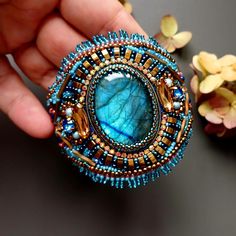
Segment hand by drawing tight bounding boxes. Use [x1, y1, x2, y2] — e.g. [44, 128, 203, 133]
[0, 0, 145, 138]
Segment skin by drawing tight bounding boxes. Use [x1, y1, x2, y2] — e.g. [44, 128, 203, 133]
[0, 0, 146, 138]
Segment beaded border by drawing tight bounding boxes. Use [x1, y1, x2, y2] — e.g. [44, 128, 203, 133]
[87, 63, 161, 152]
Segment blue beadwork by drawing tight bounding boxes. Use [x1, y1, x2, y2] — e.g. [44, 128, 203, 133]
[47, 30, 193, 188]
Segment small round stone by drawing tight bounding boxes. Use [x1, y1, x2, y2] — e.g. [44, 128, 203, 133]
[150, 77, 156, 82]
[65, 108, 73, 116]
[165, 78, 173, 87]
[173, 101, 181, 109]
[73, 131, 80, 139]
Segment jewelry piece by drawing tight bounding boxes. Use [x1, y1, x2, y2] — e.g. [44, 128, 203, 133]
[47, 30, 193, 188]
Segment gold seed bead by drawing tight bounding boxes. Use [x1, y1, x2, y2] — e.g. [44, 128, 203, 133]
[90, 70, 96, 75]
[95, 66, 100, 71]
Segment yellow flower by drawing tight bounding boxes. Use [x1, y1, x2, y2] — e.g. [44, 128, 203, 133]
[190, 52, 236, 137]
[198, 87, 236, 130]
[154, 15, 192, 53]
[192, 52, 236, 94]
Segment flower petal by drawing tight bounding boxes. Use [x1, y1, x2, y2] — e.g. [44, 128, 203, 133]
[198, 101, 212, 117]
[214, 106, 230, 117]
[232, 63, 236, 70]
[221, 66, 236, 81]
[199, 51, 221, 74]
[160, 15, 178, 37]
[192, 55, 207, 75]
[172, 31, 192, 49]
[218, 55, 236, 67]
[215, 87, 236, 103]
[190, 74, 200, 95]
[217, 129, 227, 137]
[154, 32, 168, 44]
[208, 93, 229, 108]
[199, 74, 223, 94]
[123, 2, 133, 14]
[232, 101, 236, 109]
[204, 123, 226, 136]
[155, 35, 176, 53]
[205, 92, 230, 117]
[165, 41, 176, 53]
[223, 107, 236, 129]
[205, 111, 223, 124]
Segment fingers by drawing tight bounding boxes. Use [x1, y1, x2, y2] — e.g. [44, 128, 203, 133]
[10, 0, 58, 10]
[37, 15, 86, 67]
[37, 1, 146, 67]
[14, 45, 57, 90]
[0, 56, 53, 138]
[0, 0, 59, 53]
[60, 0, 146, 38]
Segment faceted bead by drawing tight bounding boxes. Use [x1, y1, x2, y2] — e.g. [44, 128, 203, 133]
[173, 88, 183, 98]
[63, 119, 75, 133]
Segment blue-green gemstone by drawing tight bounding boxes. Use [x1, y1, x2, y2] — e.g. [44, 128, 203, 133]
[95, 70, 154, 145]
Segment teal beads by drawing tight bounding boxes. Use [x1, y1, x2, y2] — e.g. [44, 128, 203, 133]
[95, 70, 154, 145]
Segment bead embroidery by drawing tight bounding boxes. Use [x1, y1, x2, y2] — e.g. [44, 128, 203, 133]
[47, 30, 193, 188]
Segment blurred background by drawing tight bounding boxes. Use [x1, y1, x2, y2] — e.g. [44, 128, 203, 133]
[0, 0, 236, 235]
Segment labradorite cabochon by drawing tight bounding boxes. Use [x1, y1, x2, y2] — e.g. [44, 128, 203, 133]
[94, 69, 155, 145]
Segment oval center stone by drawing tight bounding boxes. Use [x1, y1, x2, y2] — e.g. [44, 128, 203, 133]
[94, 70, 154, 145]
